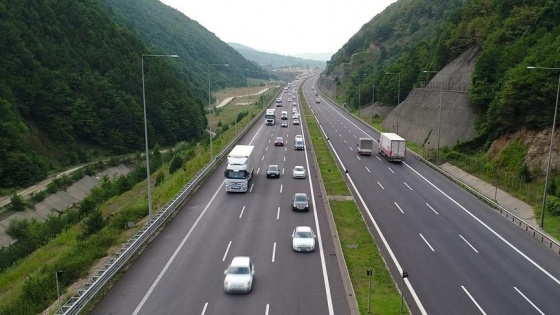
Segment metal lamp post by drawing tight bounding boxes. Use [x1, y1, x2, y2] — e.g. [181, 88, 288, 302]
[527, 66, 560, 228]
[386, 72, 401, 133]
[423, 70, 441, 164]
[142, 53, 179, 219]
[208, 63, 229, 161]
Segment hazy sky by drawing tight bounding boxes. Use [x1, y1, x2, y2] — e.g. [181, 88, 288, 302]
[159, 0, 397, 57]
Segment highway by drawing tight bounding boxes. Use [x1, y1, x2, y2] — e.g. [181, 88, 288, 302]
[304, 76, 560, 314]
[91, 78, 351, 315]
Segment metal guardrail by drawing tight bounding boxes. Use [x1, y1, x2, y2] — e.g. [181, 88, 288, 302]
[55, 91, 281, 315]
[318, 85, 560, 255]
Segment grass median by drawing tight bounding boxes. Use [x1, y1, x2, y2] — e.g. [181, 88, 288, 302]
[301, 90, 406, 314]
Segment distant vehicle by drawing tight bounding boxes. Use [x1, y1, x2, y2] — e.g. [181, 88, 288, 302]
[292, 193, 310, 211]
[292, 113, 299, 119]
[275, 98, 282, 107]
[292, 226, 316, 252]
[266, 165, 280, 178]
[315, 92, 318, 96]
[288, 98, 292, 103]
[281, 121, 288, 128]
[292, 166, 306, 179]
[275, 136, 285, 146]
[265, 108, 276, 125]
[315, 98, 320, 103]
[281, 111, 288, 120]
[295, 135, 303, 141]
[223, 256, 255, 293]
[284, 87, 288, 93]
[357, 138, 374, 155]
[293, 118, 300, 125]
[292, 106, 298, 113]
[378, 132, 406, 162]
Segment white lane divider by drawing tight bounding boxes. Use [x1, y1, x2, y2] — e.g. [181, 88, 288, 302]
[365, 166, 371, 173]
[514, 287, 545, 315]
[388, 167, 394, 173]
[419, 233, 435, 252]
[277, 207, 280, 220]
[462, 286, 487, 315]
[459, 235, 479, 253]
[201, 302, 208, 315]
[239, 206, 246, 218]
[280, 184, 283, 193]
[394, 202, 404, 214]
[377, 181, 385, 190]
[222, 241, 232, 261]
[271, 242, 277, 262]
[426, 203, 438, 215]
[404, 182, 413, 190]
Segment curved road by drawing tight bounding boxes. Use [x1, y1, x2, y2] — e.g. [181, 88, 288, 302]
[92, 78, 351, 315]
[305, 75, 560, 314]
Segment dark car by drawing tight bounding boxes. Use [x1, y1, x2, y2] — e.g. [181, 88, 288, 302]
[275, 137, 285, 146]
[292, 193, 310, 211]
[266, 165, 280, 178]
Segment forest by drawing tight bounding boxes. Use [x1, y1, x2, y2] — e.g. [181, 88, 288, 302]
[0, 0, 261, 189]
[327, 0, 560, 150]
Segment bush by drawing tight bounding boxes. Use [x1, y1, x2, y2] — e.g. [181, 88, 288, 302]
[80, 209, 105, 240]
[169, 156, 184, 174]
[155, 172, 165, 187]
[30, 190, 47, 203]
[6, 218, 32, 239]
[547, 195, 560, 216]
[10, 194, 27, 211]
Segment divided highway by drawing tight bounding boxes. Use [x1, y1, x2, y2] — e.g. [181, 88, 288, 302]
[91, 79, 351, 315]
[304, 76, 560, 314]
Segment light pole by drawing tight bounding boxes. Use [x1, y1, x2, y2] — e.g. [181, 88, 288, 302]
[208, 63, 229, 161]
[386, 72, 401, 133]
[142, 53, 179, 219]
[352, 74, 370, 117]
[423, 70, 441, 164]
[371, 84, 375, 124]
[527, 65, 560, 228]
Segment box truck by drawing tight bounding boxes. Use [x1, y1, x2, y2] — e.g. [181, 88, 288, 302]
[265, 109, 276, 125]
[224, 145, 255, 192]
[378, 133, 406, 162]
[357, 138, 374, 155]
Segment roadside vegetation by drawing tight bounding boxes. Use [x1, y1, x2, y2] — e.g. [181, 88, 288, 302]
[0, 84, 279, 315]
[300, 89, 406, 313]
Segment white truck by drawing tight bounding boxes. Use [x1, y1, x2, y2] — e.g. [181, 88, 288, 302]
[224, 145, 255, 192]
[378, 133, 406, 162]
[357, 138, 374, 155]
[275, 98, 282, 107]
[265, 109, 276, 125]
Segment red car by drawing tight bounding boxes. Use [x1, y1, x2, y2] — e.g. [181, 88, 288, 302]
[274, 137, 285, 146]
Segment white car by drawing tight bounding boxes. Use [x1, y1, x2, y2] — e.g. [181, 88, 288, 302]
[224, 256, 255, 293]
[292, 166, 306, 179]
[295, 135, 303, 141]
[292, 226, 316, 252]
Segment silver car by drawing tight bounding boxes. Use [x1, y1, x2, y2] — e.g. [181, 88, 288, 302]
[292, 226, 316, 252]
[292, 193, 309, 211]
[224, 256, 255, 293]
[292, 166, 306, 179]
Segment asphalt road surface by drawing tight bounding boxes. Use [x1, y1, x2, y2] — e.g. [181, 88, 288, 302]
[91, 78, 351, 315]
[305, 75, 560, 315]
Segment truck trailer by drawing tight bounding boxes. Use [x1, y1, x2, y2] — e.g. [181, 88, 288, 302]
[224, 145, 255, 192]
[357, 138, 374, 155]
[265, 109, 276, 125]
[378, 133, 406, 162]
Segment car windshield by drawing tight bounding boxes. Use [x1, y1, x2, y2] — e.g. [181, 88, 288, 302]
[268, 166, 278, 171]
[295, 231, 313, 238]
[294, 167, 304, 172]
[276, 137, 283, 141]
[228, 266, 250, 275]
[295, 195, 307, 202]
[225, 170, 247, 179]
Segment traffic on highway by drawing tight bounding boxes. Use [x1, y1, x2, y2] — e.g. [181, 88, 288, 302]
[91, 78, 349, 315]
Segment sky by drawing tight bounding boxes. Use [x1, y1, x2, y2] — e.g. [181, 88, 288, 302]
[159, 0, 397, 57]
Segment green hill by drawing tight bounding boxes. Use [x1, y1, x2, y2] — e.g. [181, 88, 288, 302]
[0, 0, 260, 189]
[229, 42, 326, 70]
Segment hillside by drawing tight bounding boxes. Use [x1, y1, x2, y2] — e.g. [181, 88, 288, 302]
[229, 42, 326, 70]
[0, 0, 259, 189]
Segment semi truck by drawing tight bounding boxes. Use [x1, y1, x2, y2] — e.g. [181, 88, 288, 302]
[378, 133, 406, 162]
[224, 145, 255, 192]
[265, 109, 276, 125]
[357, 138, 374, 155]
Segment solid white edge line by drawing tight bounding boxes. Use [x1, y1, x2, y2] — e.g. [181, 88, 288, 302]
[271, 242, 276, 262]
[461, 285, 487, 315]
[459, 234, 479, 253]
[309, 114, 335, 315]
[312, 110, 425, 315]
[404, 162, 560, 286]
[514, 286, 545, 315]
[419, 233, 435, 252]
[132, 181, 224, 315]
[201, 302, 208, 315]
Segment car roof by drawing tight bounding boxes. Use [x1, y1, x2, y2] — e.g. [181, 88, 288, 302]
[294, 192, 307, 197]
[295, 226, 313, 233]
[294, 165, 304, 169]
[230, 256, 251, 266]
